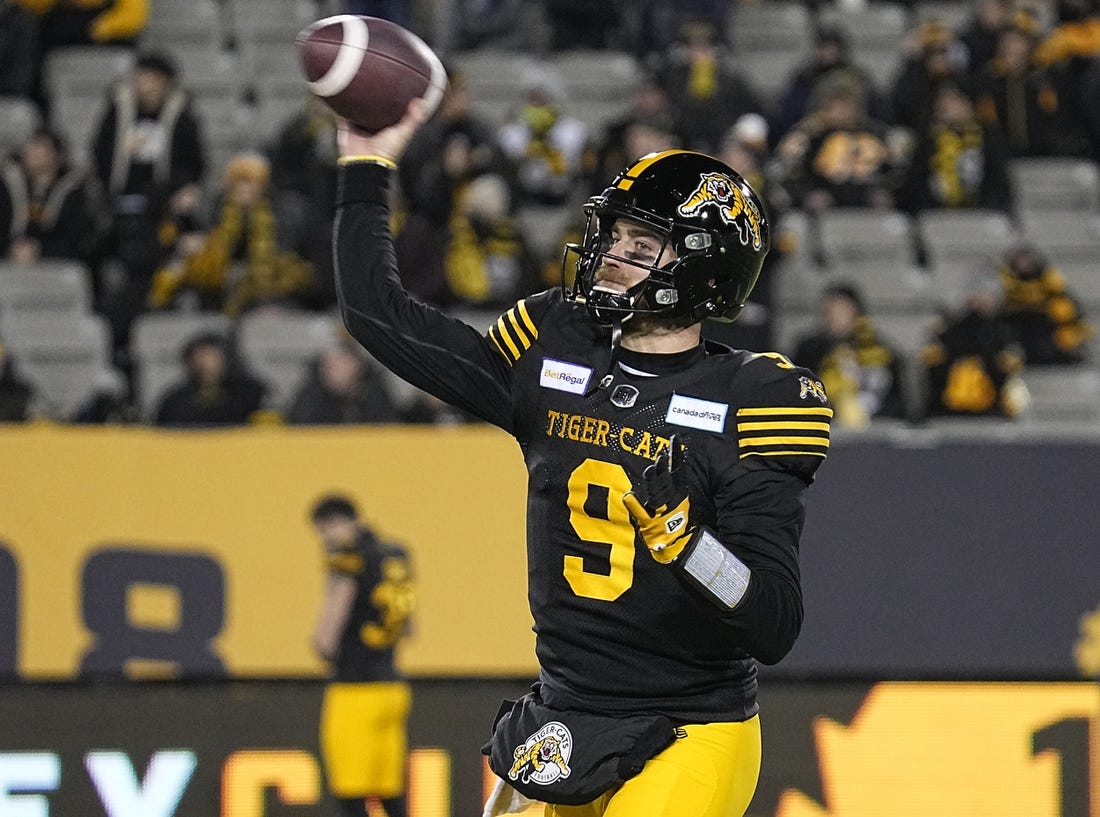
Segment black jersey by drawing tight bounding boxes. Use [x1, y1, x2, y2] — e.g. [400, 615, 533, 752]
[334, 162, 831, 722]
[328, 529, 414, 683]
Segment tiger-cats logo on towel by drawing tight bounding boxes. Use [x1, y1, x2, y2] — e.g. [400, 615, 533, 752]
[508, 721, 573, 786]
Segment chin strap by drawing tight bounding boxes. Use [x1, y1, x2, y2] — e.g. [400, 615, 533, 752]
[587, 320, 623, 395]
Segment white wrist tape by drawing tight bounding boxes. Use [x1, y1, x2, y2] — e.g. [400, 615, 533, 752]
[680, 529, 751, 609]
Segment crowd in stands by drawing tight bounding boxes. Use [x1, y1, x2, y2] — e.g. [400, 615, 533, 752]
[0, 0, 1098, 428]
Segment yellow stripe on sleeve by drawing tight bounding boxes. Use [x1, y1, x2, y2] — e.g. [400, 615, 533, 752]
[515, 298, 538, 340]
[736, 407, 834, 417]
[738, 436, 830, 448]
[740, 450, 829, 460]
[494, 316, 521, 359]
[736, 421, 832, 432]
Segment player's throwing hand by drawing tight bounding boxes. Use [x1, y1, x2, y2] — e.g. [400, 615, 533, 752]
[623, 435, 695, 563]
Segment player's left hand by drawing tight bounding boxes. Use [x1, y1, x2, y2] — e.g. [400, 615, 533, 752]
[622, 435, 694, 563]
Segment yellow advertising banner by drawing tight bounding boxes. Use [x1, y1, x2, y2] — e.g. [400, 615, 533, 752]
[0, 424, 537, 679]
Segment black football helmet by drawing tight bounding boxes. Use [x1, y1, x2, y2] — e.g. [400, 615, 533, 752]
[564, 149, 770, 326]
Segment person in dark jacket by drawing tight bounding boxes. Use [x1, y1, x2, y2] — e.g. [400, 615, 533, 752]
[0, 341, 35, 421]
[153, 332, 266, 427]
[286, 340, 400, 425]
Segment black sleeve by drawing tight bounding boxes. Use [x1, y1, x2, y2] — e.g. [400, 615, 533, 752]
[708, 462, 806, 665]
[40, 181, 88, 259]
[171, 108, 206, 189]
[334, 161, 515, 430]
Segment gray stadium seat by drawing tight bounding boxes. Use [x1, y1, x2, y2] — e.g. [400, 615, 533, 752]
[1010, 157, 1100, 214]
[0, 97, 41, 156]
[43, 46, 134, 105]
[552, 51, 641, 104]
[130, 311, 234, 418]
[237, 310, 341, 410]
[728, 1, 814, 55]
[1020, 364, 1100, 424]
[736, 49, 805, 105]
[917, 208, 1015, 266]
[0, 261, 92, 318]
[914, 1, 972, 31]
[0, 312, 112, 417]
[816, 210, 927, 311]
[1020, 211, 1100, 275]
[816, 2, 911, 53]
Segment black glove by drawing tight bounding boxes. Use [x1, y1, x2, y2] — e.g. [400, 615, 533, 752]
[622, 435, 694, 563]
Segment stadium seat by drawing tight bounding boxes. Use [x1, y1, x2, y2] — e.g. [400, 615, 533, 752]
[913, 0, 973, 31]
[130, 311, 234, 418]
[736, 49, 806, 106]
[1010, 157, 1100, 214]
[917, 209, 1015, 275]
[816, 2, 911, 53]
[43, 46, 134, 105]
[142, 0, 225, 52]
[552, 51, 641, 104]
[1020, 211, 1100, 278]
[816, 210, 928, 311]
[0, 97, 41, 157]
[236, 310, 341, 410]
[0, 261, 93, 318]
[727, 1, 814, 55]
[0, 312, 112, 418]
[1020, 364, 1100, 424]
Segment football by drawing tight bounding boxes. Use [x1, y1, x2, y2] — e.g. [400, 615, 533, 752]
[296, 15, 447, 133]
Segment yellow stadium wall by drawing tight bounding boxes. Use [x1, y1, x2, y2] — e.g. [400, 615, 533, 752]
[0, 424, 537, 679]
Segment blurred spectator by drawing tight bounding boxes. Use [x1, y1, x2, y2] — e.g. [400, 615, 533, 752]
[267, 95, 339, 291]
[650, 19, 765, 154]
[790, 283, 908, 427]
[400, 70, 502, 226]
[0, 127, 89, 262]
[153, 331, 266, 427]
[497, 63, 588, 207]
[773, 24, 887, 142]
[543, 0, 624, 50]
[629, 0, 728, 56]
[891, 19, 967, 133]
[586, 71, 681, 195]
[703, 115, 785, 352]
[774, 73, 907, 212]
[920, 264, 1029, 419]
[149, 153, 316, 317]
[394, 70, 506, 307]
[71, 367, 136, 423]
[900, 82, 1013, 213]
[91, 51, 205, 350]
[958, 0, 1014, 73]
[0, 0, 37, 99]
[442, 173, 541, 308]
[999, 243, 1093, 364]
[18, 0, 147, 51]
[286, 340, 400, 425]
[432, 0, 547, 56]
[0, 341, 36, 421]
[343, 0, 411, 29]
[973, 11, 1067, 157]
[399, 389, 477, 425]
[1031, 0, 1100, 157]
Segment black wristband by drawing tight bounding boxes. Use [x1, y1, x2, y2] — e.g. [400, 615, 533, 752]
[336, 161, 391, 208]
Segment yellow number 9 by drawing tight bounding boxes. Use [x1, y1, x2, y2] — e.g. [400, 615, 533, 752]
[563, 459, 636, 601]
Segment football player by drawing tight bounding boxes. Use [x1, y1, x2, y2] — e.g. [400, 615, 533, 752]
[311, 495, 415, 817]
[332, 101, 831, 817]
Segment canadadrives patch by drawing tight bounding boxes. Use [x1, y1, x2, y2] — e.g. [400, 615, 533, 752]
[666, 393, 728, 433]
[507, 721, 573, 787]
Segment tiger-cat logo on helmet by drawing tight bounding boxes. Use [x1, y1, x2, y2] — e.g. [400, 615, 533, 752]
[677, 172, 763, 251]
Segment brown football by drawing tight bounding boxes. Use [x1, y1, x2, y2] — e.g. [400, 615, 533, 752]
[296, 15, 446, 133]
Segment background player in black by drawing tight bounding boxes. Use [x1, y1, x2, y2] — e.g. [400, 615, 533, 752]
[332, 100, 830, 816]
[310, 495, 414, 817]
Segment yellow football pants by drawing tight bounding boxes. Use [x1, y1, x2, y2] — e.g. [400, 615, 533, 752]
[545, 716, 761, 817]
[320, 681, 411, 798]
